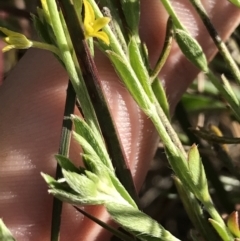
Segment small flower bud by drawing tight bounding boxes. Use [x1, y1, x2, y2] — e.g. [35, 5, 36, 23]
[0, 27, 32, 52]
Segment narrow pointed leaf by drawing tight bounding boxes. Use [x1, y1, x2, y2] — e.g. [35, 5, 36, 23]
[72, 115, 113, 170]
[120, 0, 140, 34]
[128, 36, 154, 102]
[209, 219, 230, 241]
[187, 144, 208, 200]
[0, 219, 16, 241]
[106, 203, 180, 241]
[55, 154, 82, 173]
[106, 50, 153, 114]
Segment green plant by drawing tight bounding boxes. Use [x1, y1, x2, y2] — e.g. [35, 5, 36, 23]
[1, 0, 240, 241]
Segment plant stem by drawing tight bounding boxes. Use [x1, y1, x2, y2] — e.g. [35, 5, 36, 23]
[204, 200, 233, 238]
[46, 0, 101, 137]
[160, 0, 185, 30]
[150, 17, 173, 82]
[174, 176, 220, 241]
[206, 70, 240, 122]
[51, 81, 76, 241]
[32, 41, 60, 56]
[175, 102, 235, 213]
[58, 0, 139, 205]
[188, 0, 240, 85]
[155, 103, 187, 157]
[88, 0, 128, 58]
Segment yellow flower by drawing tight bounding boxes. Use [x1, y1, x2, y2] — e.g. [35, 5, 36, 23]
[0, 27, 32, 52]
[83, 0, 110, 45]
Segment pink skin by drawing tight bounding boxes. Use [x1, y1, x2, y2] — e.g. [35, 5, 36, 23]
[0, 0, 239, 240]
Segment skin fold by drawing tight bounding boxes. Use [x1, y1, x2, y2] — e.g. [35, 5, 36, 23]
[0, 0, 239, 240]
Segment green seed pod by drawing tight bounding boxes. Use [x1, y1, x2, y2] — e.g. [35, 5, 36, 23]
[174, 28, 208, 72]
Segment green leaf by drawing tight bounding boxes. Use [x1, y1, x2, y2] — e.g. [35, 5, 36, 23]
[106, 203, 180, 241]
[206, 71, 240, 122]
[120, 0, 140, 34]
[32, 11, 57, 46]
[187, 144, 208, 201]
[209, 219, 231, 241]
[43, 171, 105, 205]
[72, 131, 103, 166]
[72, 115, 113, 170]
[73, 0, 83, 20]
[62, 168, 130, 206]
[152, 78, 170, 119]
[62, 169, 99, 198]
[81, 154, 113, 185]
[128, 36, 154, 102]
[182, 93, 225, 112]
[41, 173, 74, 192]
[107, 171, 137, 208]
[106, 50, 153, 115]
[0, 219, 15, 241]
[49, 186, 101, 205]
[82, 154, 137, 208]
[173, 176, 219, 241]
[55, 154, 82, 173]
[174, 28, 208, 72]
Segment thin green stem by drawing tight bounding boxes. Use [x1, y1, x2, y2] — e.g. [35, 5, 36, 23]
[155, 103, 187, 157]
[204, 200, 233, 239]
[46, 0, 101, 137]
[188, 0, 240, 85]
[150, 17, 173, 82]
[160, 0, 185, 30]
[150, 113, 179, 157]
[206, 70, 240, 122]
[152, 78, 170, 119]
[58, 0, 139, 205]
[32, 41, 60, 56]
